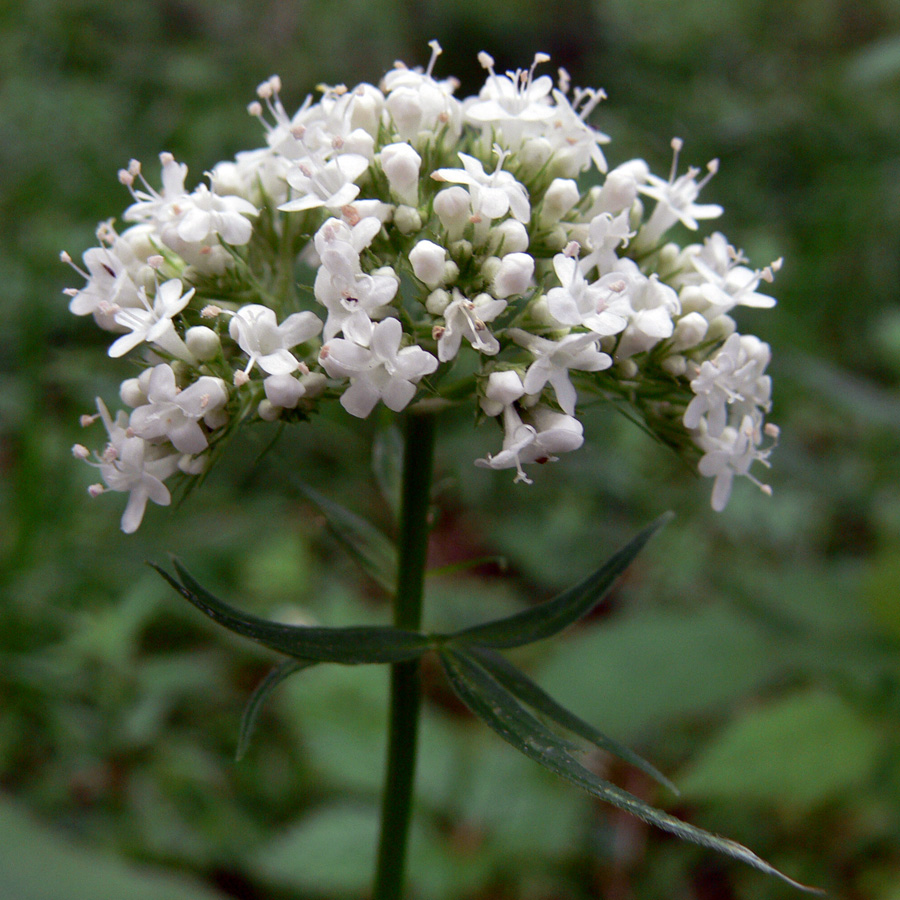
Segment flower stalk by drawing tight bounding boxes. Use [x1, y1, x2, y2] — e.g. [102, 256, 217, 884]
[373, 410, 436, 900]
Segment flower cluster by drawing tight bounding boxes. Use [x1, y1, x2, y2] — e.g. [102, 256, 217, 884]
[64, 42, 780, 532]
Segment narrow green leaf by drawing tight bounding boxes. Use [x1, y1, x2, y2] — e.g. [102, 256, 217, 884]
[150, 561, 430, 664]
[293, 480, 397, 594]
[237, 659, 316, 761]
[446, 513, 673, 649]
[468, 645, 678, 795]
[440, 648, 822, 894]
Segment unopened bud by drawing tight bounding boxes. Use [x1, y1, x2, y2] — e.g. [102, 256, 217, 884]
[186, 325, 222, 361]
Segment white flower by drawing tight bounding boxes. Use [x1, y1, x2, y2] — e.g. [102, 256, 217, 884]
[63, 236, 144, 331]
[475, 404, 583, 483]
[166, 183, 258, 246]
[381, 41, 463, 145]
[479, 369, 526, 417]
[229, 304, 323, 376]
[109, 278, 196, 362]
[638, 139, 723, 245]
[509, 329, 611, 415]
[280, 153, 370, 212]
[467, 52, 554, 146]
[129, 364, 228, 455]
[432, 151, 530, 223]
[680, 232, 779, 314]
[319, 314, 438, 417]
[695, 414, 776, 511]
[543, 85, 610, 176]
[684, 332, 772, 437]
[83, 398, 181, 533]
[436, 290, 507, 361]
[545, 252, 629, 336]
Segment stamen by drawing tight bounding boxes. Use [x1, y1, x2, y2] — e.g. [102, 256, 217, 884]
[426, 40, 443, 78]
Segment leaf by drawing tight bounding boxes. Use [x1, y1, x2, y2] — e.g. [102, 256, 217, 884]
[0, 795, 230, 900]
[468, 645, 678, 795]
[150, 560, 431, 664]
[678, 690, 883, 813]
[236, 659, 315, 761]
[439, 648, 822, 894]
[445, 513, 672, 649]
[293, 480, 397, 593]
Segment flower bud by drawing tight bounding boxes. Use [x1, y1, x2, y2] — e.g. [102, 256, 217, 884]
[257, 399, 280, 421]
[679, 285, 709, 315]
[185, 325, 222, 361]
[120, 377, 146, 408]
[409, 240, 447, 288]
[671, 312, 709, 351]
[481, 369, 525, 416]
[434, 186, 470, 237]
[492, 252, 535, 299]
[488, 219, 529, 255]
[706, 314, 736, 343]
[348, 83, 385, 136]
[299, 372, 327, 398]
[425, 289, 451, 315]
[264, 373, 306, 409]
[518, 137, 553, 176]
[393, 205, 422, 233]
[541, 178, 580, 225]
[380, 142, 422, 205]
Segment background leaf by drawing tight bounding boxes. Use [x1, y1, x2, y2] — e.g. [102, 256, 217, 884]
[678, 689, 884, 813]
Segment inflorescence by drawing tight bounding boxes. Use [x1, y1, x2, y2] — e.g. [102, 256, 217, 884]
[64, 41, 780, 532]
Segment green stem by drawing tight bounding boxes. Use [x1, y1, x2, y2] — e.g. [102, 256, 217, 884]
[373, 410, 436, 900]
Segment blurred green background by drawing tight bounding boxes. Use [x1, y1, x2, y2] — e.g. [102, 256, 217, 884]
[3, 0, 900, 898]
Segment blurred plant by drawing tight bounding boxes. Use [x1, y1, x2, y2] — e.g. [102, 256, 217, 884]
[59, 40, 814, 898]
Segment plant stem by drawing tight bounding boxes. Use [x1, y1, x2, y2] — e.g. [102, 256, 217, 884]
[373, 410, 436, 900]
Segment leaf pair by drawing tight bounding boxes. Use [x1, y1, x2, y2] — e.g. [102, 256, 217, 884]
[152, 514, 821, 893]
[437, 646, 821, 893]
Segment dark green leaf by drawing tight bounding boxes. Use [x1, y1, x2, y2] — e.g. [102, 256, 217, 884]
[445, 513, 672, 649]
[150, 561, 430, 664]
[439, 648, 822, 894]
[292, 481, 397, 594]
[236, 659, 316, 761]
[468, 646, 678, 795]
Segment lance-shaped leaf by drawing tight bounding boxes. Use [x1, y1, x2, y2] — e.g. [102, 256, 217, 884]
[236, 659, 316, 761]
[151, 561, 430, 664]
[439, 648, 822, 894]
[445, 513, 673, 649]
[467, 645, 678, 794]
[293, 480, 397, 594]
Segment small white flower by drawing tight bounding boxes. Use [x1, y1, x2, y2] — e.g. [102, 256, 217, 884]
[546, 253, 629, 336]
[229, 304, 323, 376]
[436, 290, 507, 361]
[280, 153, 370, 212]
[109, 279, 196, 362]
[509, 329, 611, 415]
[129, 364, 228, 455]
[475, 404, 584, 483]
[319, 314, 438, 417]
[432, 151, 530, 223]
[638, 139, 722, 245]
[82, 398, 181, 533]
